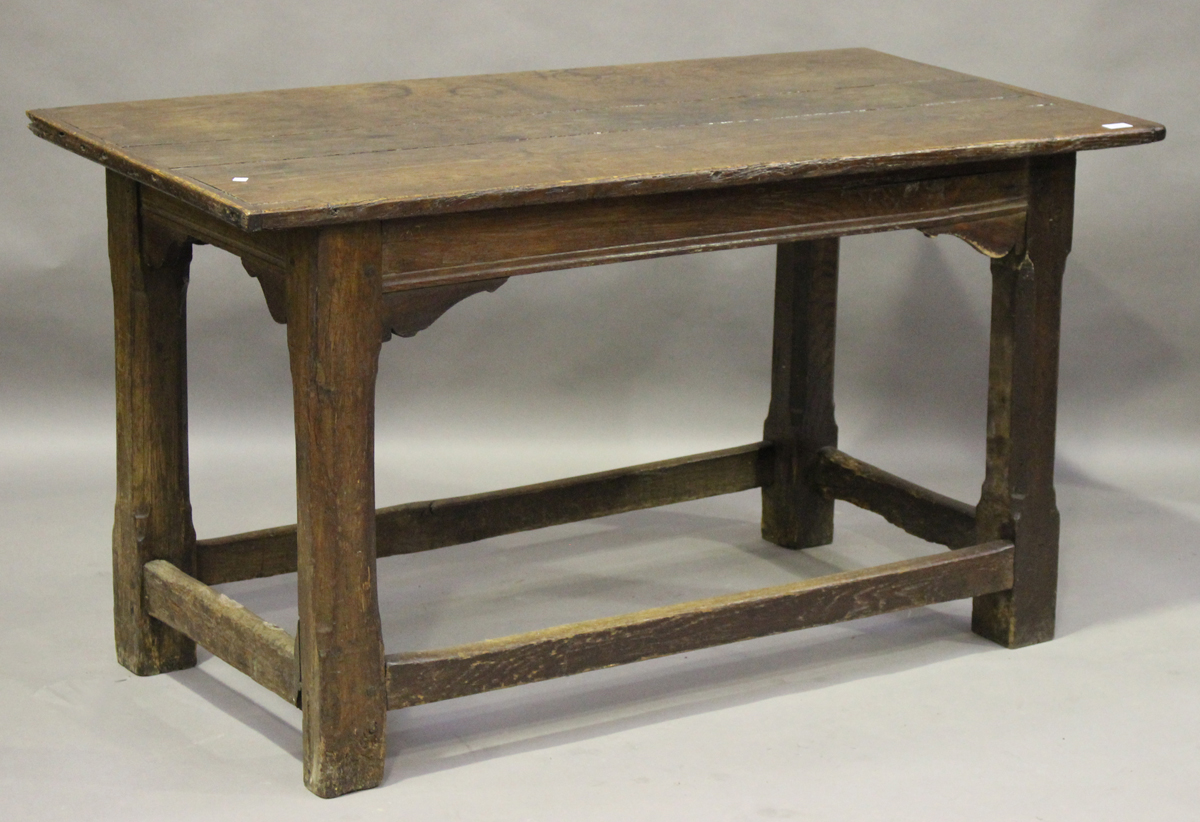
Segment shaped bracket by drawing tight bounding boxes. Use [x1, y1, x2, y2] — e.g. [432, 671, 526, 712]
[242, 257, 506, 341]
[920, 212, 1027, 259]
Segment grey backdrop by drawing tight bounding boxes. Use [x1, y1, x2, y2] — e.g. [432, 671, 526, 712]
[2, 2, 1197, 819]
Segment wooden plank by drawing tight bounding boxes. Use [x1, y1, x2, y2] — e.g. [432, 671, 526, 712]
[36, 51, 960, 146]
[761, 239, 840, 548]
[27, 50, 1163, 230]
[287, 224, 387, 797]
[140, 185, 287, 269]
[385, 540, 1015, 709]
[195, 443, 772, 586]
[143, 559, 298, 703]
[380, 163, 1026, 289]
[104, 77, 1023, 170]
[196, 523, 299, 585]
[108, 171, 197, 676]
[189, 96, 1159, 230]
[814, 447, 978, 548]
[972, 153, 1073, 648]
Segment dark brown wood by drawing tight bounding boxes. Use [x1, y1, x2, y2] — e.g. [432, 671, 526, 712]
[381, 165, 1026, 289]
[143, 559, 298, 703]
[197, 523, 301, 585]
[814, 447, 978, 548]
[920, 212, 1027, 258]
[972, 154, 1074, 649]
[762, 239, 839, 548]
[28, 50, 1163, 231]
[241, 258, 289, 323]
[33, 50, 1164, 798]
[381, 277, 507, 338]
[195, 443, 772, 585]
[287, 222, 387, 797]
[139, 185, 286, 268]
[386, 540, 1015, 708]
[240, 257, 506, 338]
[108, 171, 198, 676]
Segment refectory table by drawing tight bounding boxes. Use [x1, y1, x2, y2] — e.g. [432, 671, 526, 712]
[28, 49, 1163, 797]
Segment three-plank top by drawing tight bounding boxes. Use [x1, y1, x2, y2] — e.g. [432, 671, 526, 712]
[28, 48, 1163, 231]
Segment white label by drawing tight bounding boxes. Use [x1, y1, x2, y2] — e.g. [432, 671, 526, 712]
[231, 176, 249, 182]
[1102, 122, 1133, 130]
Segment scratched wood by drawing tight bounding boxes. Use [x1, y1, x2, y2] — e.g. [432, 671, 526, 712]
[380, 163, 1027, 289]
[32, 50, 1165, 799]
[386, 541, 1015, 708]
[972, 153, 1074, 648]
[143, 559, 298, 703]
[108, 172, 198, 676]
[287, 223, 387, 796]
[28, 50, 1163, 230]
[761, 239, 840, 548]
[194, 443, 771, 586]
[814, 447, 978, 548]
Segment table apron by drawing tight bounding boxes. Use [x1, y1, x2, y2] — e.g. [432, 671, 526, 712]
[381, 161, 1029, 289]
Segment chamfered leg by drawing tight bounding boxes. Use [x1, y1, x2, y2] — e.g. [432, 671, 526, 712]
[762, 238, 840, 548]
[287, 222, 388, 797]
[108, 170, 197, 675]
[973, 153, 1075, 648]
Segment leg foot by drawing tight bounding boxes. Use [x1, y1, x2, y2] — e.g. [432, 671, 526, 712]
[972, 154, 1074, 648]
[762, 239, 839, 548]
[107, 170, 196, 675]
[288, 223, 388, 796]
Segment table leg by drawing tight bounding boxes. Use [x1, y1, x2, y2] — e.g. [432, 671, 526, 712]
[973, 153, 1075, 648]
[762, 238, 840, 548]
[287, 223, 388, 797]
[107, 171, 197, 675]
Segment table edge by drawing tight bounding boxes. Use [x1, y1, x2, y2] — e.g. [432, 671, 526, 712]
[27, 102, 1165, 233]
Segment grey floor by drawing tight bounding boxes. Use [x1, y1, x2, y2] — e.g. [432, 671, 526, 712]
[2, 425, 1197, 821]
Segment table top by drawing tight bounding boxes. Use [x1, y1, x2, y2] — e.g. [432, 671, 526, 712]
[28, 48, 1163, 231]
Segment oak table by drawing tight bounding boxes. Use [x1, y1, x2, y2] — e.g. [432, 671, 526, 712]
[28, 49, 1163, 797]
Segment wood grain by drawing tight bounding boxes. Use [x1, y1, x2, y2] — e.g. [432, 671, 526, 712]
[28, 49, 1163, 230]
[814, 447, 978, 548]
[385, 540, 1015, 708]
[143, 559, 298, 703]
[108, 171, 197, 676]
[762, 239, 839, 548]
[139, 184, 286, 268]
[381, 278, 507, 339]
[972, 153, 1073, 648]
[380, 163, 1027, 289]
[920, 212, 1026, 258]
[287, 223, 386, 797]
[194, 443, 772, 586]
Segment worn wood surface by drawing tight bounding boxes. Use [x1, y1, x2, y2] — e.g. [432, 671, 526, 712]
[108, 171, 198, 676]
[972, 153, 1074, 649]
[195, 443, 771, 585]
[143, 559, 298, 703]
[287, 223, 386, 797]
[139, 184, 286, 267]
[28, 49, 1163, 230]
[36, 51, 1165, 798]
[814, 447, 978, 548]
[380, 278, 507, 338]
[920, 211, 1027, 258]
[241, 258, 290, 323]
[386, 540, 1015, 708]
[381, 164, 1026, 289]
[762, 239, 840, 548]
